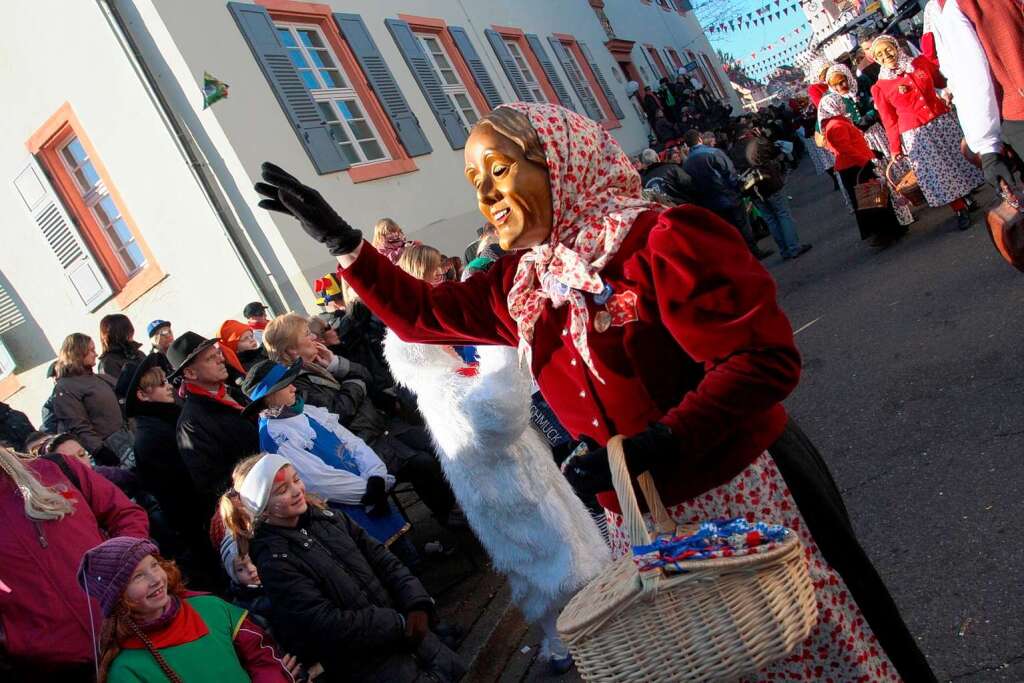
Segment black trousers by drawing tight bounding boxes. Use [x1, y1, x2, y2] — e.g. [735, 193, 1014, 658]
[769, 418, 937, 682]
[839, 164, 903, 241]
[1003, 119, 1024, 165]
[710, 204, 759, 251]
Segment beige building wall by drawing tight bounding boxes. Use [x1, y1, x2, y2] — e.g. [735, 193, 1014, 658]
[1, 0, 266, 419]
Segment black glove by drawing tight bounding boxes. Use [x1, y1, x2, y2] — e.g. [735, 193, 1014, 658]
[255, 162, 363, 255]
[981, 152, 1017, 192]
[561, 424, 676, 501]
[361, 476, 389, 517]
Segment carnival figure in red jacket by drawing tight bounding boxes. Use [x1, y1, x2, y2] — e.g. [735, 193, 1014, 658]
[255, 102, 935, 682]
[870, 34, 984, 230]
[819, 90, 907, 246]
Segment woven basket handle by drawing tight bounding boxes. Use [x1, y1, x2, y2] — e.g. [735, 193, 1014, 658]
[884, 158, 898, 187]
[608, 436, 652, 550]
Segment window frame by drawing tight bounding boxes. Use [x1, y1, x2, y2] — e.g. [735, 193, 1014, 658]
[504, 39, 547, 103]
[56, 137, 147, 277]
[415, 31, 481, 131]
[552, 33, 620, 128]
[274, 21, 392, 167]
[27, 102, 163, 308]
[666, 48, 683, 71]
[259, 0, 417, 183]
[491, 25, 561, 105]
[700, 52, 729, 100]
[398, 14, 493, 125]
[645, 44, 670, 79]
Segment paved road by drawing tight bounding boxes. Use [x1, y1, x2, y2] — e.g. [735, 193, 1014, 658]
[772, 160, 1024, 681]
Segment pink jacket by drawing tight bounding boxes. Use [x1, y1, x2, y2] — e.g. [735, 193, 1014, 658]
[0, 456, 149, 669]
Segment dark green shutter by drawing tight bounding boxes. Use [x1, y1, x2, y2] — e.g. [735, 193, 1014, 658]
[547, 36, 603, 121]
[333, 13, 431, 157]
[484, 29, 534, 102]
[578, 42, 625, 119]
[385, 18, 468, 149]
[525, 34, 575, 111]
[448, 26, 503, 108]
[227, 2, 348, 174]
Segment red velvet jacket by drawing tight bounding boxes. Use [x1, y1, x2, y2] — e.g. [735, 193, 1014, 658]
[342, 206, 801, 509]
[823, 116, 875, 171]
[871, 56, 950, 156]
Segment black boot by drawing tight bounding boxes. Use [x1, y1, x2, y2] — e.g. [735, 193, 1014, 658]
[956, 209, 971, 231]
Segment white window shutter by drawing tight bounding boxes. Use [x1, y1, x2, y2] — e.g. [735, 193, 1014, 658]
[11, 157, 113, 312]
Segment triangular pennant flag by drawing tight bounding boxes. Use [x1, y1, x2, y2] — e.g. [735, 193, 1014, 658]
[202, 71, 229, 109]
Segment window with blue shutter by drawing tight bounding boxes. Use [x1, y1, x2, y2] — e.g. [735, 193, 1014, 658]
[547, 36, 604, 121]
[484, 29, 534, 103]
[228, 2, 348, 174]
[447, 26, 503, 109]
[525, 34, 576, 111]
[578, 42, 625, 119]
[333, 13, 431, 157]
[385, 18, 469, 150]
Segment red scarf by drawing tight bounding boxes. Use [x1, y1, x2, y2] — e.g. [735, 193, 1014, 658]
[183, 382, 243, 411]
[121, 596, 209, 650]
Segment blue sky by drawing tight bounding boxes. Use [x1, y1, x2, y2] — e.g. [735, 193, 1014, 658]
[695, 1, 812, 79]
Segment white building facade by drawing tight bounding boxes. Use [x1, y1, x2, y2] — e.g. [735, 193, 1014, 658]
[1, 0, 734, 418]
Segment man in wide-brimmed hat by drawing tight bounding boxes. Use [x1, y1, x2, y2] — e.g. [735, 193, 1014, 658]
[168, 332, 259, 519]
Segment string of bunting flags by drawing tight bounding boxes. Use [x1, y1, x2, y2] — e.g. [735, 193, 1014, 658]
[704, 0, 805, 33]
[729, 24, 809, 64]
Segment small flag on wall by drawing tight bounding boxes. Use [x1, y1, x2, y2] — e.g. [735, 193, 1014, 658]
[202, 71, 230, 109]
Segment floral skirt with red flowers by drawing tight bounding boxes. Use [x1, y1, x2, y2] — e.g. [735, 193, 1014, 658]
[604, 451, 900, 682]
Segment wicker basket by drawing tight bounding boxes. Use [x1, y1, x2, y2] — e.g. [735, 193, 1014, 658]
[854, 165, 889, 211]
[886, 159, 926, 207]
[557, 437, 818, 682]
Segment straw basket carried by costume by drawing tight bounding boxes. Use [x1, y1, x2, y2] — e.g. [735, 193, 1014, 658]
[557, 436, 818, 682]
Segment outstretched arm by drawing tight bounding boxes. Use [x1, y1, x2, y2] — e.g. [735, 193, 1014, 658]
[341, 239, 519, 347]
[256, 162, 518, 347]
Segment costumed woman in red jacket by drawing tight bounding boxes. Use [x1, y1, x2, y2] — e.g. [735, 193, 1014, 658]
[819, 91, 908, 247]
[255, 101, 935, 682]
[870, 34, 984, 230]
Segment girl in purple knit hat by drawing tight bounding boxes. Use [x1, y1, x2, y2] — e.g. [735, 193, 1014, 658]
[79, 536, 301, 682]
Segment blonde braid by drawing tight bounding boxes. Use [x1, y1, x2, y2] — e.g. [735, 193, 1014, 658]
[0, 446, 75, 520]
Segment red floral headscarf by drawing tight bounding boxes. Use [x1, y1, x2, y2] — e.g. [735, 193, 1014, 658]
[500, 103, 659, 381]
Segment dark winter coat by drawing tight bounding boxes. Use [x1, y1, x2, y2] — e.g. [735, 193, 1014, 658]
[293, 359, 386, 441]
[0, 401, 34, 451]
[176, 392, 259, 517]
[729, 135, 785, 197]
[51, 373, 125, 456]
[40, 392, 57, 434]
[682, 144, 742, 211]
[653, 117, 680, 144]
[97, 342, 145, 383]
[133, 401, 200, 532]
[640, 162, 696, 204]
[336, 303, 399, 405]
[238, 346, 269, 371]
[251, 506, 465, 682]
